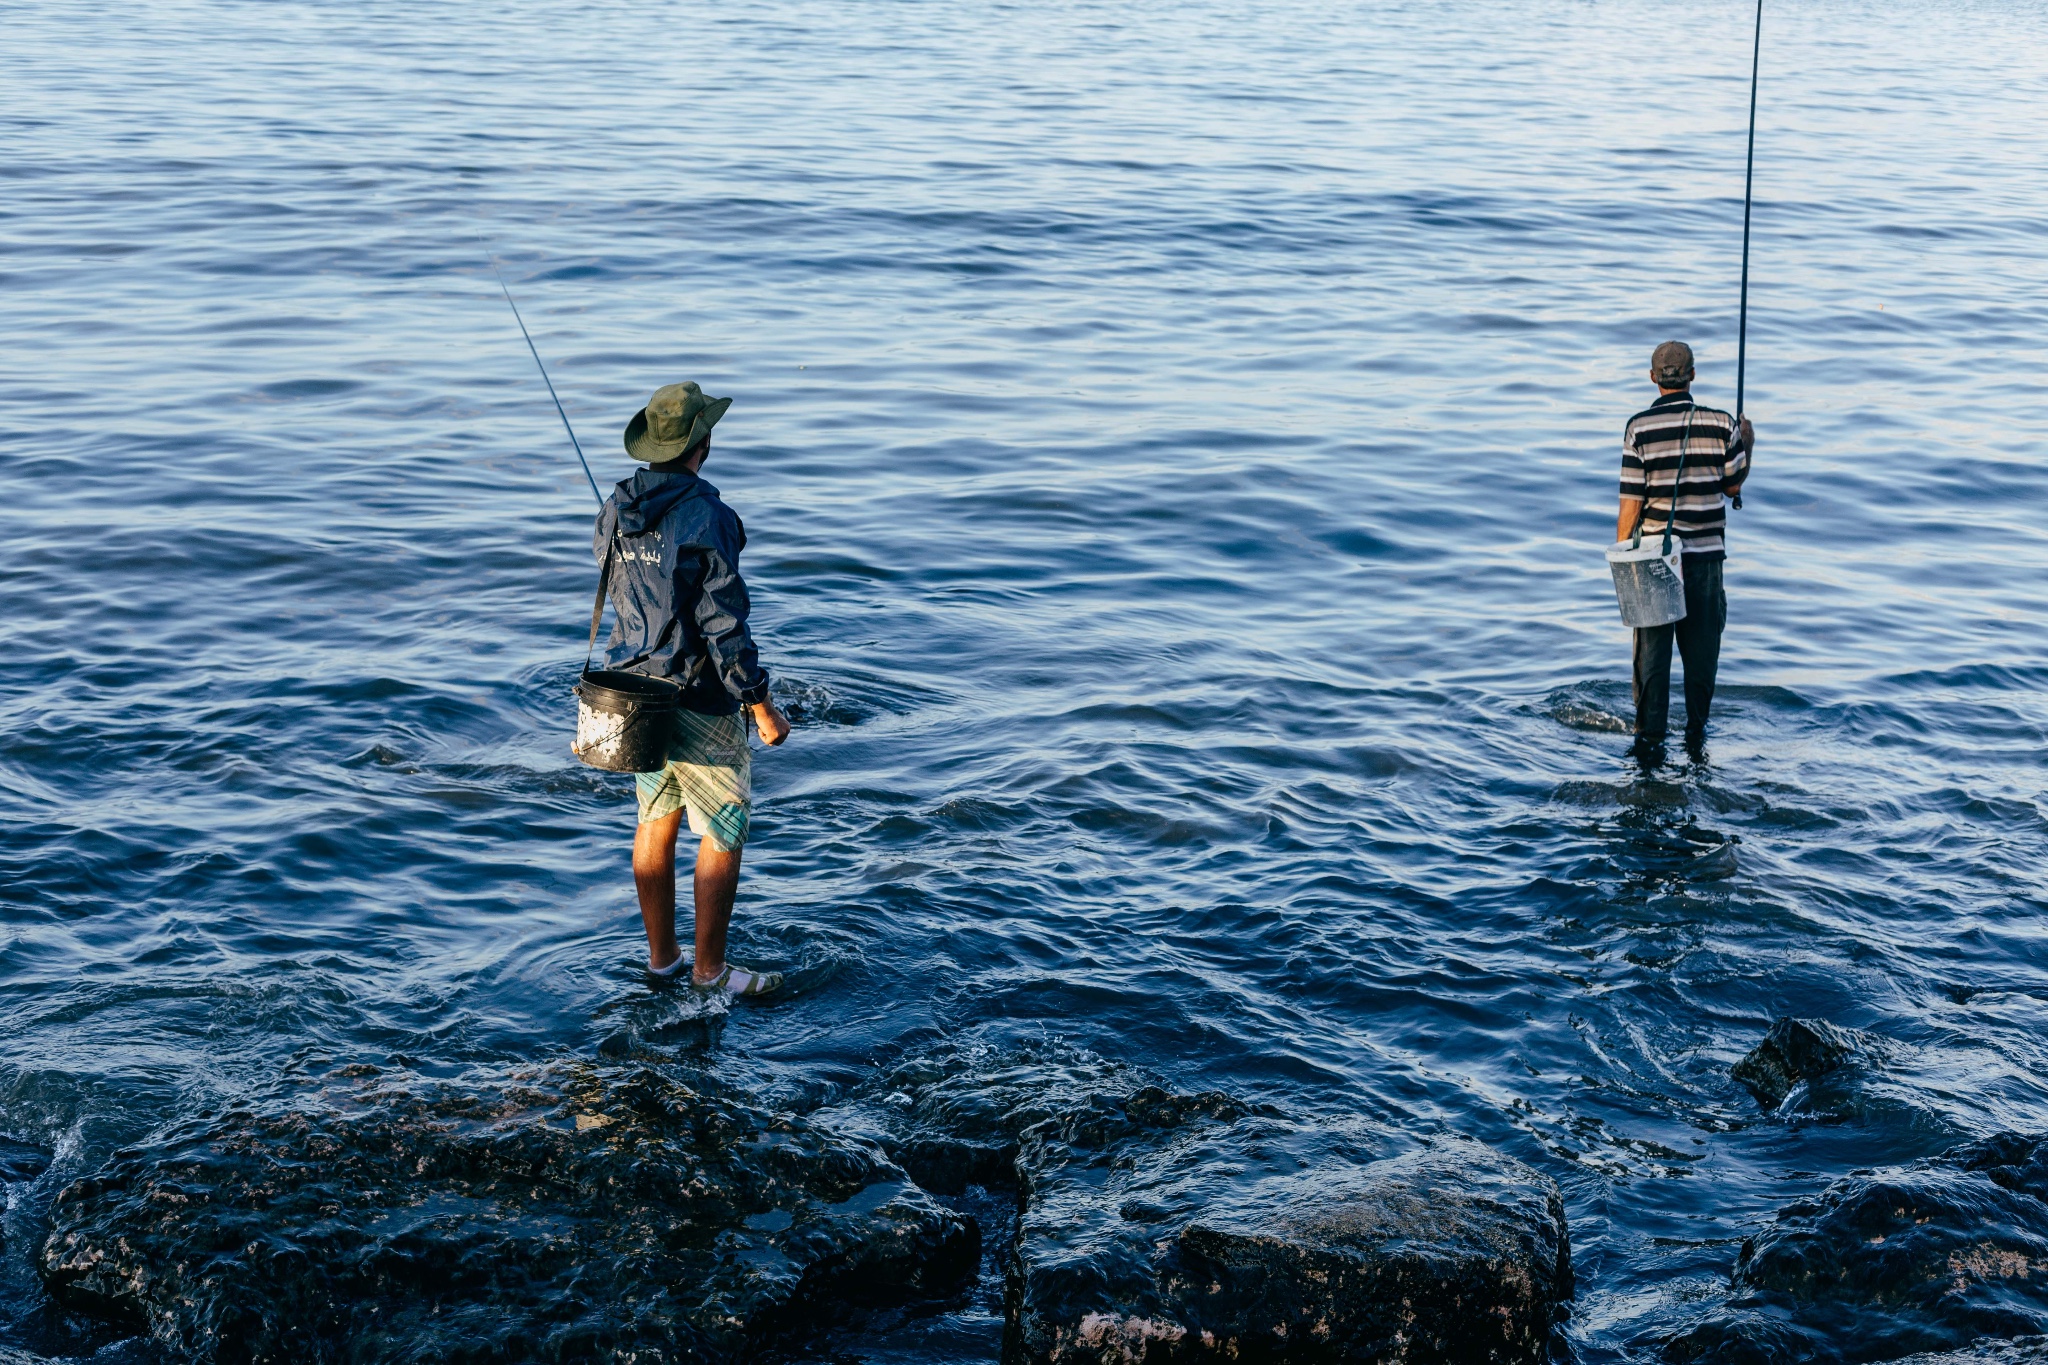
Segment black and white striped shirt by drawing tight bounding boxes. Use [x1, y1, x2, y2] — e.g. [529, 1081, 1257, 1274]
[1620, 391, 1748, 559]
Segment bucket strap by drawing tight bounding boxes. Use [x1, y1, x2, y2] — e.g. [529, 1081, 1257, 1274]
[1629, 404, 1693, 557]
[584, 533, 617, 674]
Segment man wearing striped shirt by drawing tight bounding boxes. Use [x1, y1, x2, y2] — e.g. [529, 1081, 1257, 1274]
[1617, 340, 1755, 757]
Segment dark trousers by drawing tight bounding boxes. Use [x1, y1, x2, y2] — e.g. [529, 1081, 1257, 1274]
[1632, 556, 1725, 741]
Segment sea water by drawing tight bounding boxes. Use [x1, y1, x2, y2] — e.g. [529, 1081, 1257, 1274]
[4, 0, 2048, 1358]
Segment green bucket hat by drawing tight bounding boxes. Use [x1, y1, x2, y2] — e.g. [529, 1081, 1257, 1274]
[623, 381, 733, 464]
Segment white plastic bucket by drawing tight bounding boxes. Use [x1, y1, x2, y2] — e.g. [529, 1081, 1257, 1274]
[1606, 539, 1688, 628]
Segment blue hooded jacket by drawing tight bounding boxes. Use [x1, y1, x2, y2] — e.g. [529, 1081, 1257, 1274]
[592, 466, 770, 716]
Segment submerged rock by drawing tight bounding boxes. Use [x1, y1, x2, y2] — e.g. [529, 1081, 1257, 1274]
[0, 1135, 52, 1184]
[836, 1039, 1151, 1195]
[0, 1345, 157, 1365]
[39, 1061, 978, 1363]
[1009, 1091, 1569, 1364]
[1668, 1133, 2048, 1363]
[1730, 1019, 1966, 1152]
[1668, 1330, 2048, 1365]
[1885, 1338, 2048, 1365]
[1659, 1311, 1830, 1364]
[591, 986, 727, 1059]
[1733, 1018, 1866, 1110]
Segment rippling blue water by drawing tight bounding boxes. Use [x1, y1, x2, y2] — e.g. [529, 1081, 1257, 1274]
[5, 0, 2048, 1357]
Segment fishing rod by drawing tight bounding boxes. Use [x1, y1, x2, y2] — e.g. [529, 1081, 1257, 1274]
[1735, 0, 1761, 423]
[484, 248, 604, 506]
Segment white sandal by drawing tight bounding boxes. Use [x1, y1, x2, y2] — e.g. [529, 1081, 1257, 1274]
[690, 963, 784, 998]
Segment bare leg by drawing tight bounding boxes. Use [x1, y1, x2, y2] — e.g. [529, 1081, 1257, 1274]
[692, 839, 743, 985]
[632, 811, 685, 972]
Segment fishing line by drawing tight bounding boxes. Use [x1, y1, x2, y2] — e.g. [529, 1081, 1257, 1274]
[477, 248, 696, 768]
[477, 243, 675, 767]
[1734, 0, 1761, 422]
[483, 246, 604, 506]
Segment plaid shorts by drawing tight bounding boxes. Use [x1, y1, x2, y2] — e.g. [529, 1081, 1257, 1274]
[634, 708, 752, 851]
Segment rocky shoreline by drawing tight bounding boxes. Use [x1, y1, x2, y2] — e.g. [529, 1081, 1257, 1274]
[26, 1046, 1574, 1364]
[16, 1022, 2048, 1363]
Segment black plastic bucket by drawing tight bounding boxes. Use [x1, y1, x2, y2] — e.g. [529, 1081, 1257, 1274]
[573, 669, 681, 773]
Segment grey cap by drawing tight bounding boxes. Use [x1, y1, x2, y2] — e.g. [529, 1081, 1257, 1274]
[1650, 340, 1695, 387]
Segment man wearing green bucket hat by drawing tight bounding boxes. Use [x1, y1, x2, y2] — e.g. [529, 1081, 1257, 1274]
[1617, 341, 1755, 759]
[597, 381, 792, 996]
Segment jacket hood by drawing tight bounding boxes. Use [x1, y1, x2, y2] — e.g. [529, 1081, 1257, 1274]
[613, 468, 713, 536]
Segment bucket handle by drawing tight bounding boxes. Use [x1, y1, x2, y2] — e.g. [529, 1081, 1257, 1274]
[1628, 404, 1693, 558]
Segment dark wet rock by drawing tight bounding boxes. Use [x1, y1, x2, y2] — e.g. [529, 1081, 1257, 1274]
[1884, 1337, 2048, 1365]
[833, 1043, 1572, 1362]
[1733, 1018, 1867, 1110]
[1737, 1131, 2048, 1334]
[1010, 1097, 1571, 1364]
[39, 1061, 978, 1363]
[0, 1135, 53, 1184]
[891, 1132, 1019, 1196]
[1667, 1133, 2048, 1363]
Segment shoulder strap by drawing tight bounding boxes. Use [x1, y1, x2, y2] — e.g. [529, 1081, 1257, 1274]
[584, 533, 617, 674]
[1662, 408, 1692, 556]
[1629, 403, 1694, 553]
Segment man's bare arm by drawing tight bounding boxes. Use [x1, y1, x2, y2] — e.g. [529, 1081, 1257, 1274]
[1616, 497, 1642, 544]
[750, 700, 790, 747]
[1727, 416, 1756, 493]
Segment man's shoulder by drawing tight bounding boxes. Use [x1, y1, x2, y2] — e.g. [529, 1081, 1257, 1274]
[695, 486, 741, 525]
[1625, 399, 1734, 432]
[672, 483, 744, 547]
